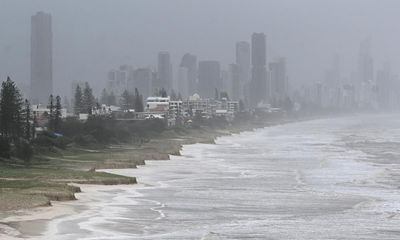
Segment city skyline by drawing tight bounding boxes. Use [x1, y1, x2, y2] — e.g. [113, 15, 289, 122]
[2, 0, 400, 97]
[3, 3, 400, 239]
[2, 1, 400, 111]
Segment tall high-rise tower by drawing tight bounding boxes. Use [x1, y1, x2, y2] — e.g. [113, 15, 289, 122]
[251, 33, 266, 67]
[250, 33, 268, 106]
[236, 41, 250, 100]
[269, 58, 287, 102]
[132, 68, 152, 100]
[180, 53, 198, 96]
[356, 38, 374, 106]
[157, 52, 173, 92]
[357, 38, 374, 84]
[230, 63, 240, 100]
[31, 11, 53, 104]
[198, 61, 221, 98]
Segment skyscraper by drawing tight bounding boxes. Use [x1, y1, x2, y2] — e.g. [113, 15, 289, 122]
[252, 33, 266, 67]
[323, 55, 341, 107]
[180, 53, 198, 96]
[127, 67, 152, 100]
[356, 38, 374, 107]
[107, 65, 131, 98]
[375, 62, 397, 109]
[376, 68, 390, 108]
[357, 39, 374, 85]
[221, 69, 231, 97]
[230, 64, 240, 100]
[269, 58, 287, 102]
[250, 33, 268, 106]
[30, 11, 53, 104]
[156, 52, 173, 92]
[325, 55, 341, 89]
[177, 67, 189, 97]
[236, 41, 250, 100]
[198, 61, 221, 98]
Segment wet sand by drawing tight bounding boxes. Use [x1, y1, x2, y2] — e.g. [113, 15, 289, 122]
[4, 115, 400, 239]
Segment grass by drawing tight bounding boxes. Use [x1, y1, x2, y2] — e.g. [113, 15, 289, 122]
[0, 122, 260, 212]
[0, 165, 136, 211]
[0, 167, 134, 182]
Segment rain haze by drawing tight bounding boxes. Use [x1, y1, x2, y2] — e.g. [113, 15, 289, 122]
[1, 0, 400, 94]
[3, 1, 400, 240]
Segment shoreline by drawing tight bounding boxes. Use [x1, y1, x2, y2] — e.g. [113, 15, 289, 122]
[0, 201, 76, 239]
[0, 114, 334, 239]
[0, 183, 144, 239]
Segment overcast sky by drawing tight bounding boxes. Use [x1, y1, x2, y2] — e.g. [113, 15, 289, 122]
[1, 0, 400, 96]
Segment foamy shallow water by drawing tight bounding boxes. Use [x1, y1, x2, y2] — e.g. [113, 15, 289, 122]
[35, 115, 400, 239]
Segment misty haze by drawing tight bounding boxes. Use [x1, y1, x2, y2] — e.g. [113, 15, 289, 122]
[1, 0, 400, 239]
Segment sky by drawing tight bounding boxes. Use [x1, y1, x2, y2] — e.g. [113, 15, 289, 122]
[1, 0, 400, 97]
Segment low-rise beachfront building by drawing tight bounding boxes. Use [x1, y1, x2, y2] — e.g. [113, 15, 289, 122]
[31, 104, 67, 127]
[214, 98, 239, 121]
[181, 94, 240, 120]
[115, 111, 167, 121]
[145, 97, 180, 127]
[98, 94, 240, 126]
[169, 100, 183, 117]
[168, 100, 184, 126]
[92, 104, 121, 116]
[79, 113, 89, 121]
[182, 94, 215, 117]
[146, 97, 170, 112]
[226, 100, 240, 113]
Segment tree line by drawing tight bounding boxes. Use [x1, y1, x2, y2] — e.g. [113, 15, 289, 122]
[81, 86, 145, 114]
[0, 77, 159, 165]
[0, 77, 61, 163]
[74, 82, 96, 115]
[0, 77, 258, 166]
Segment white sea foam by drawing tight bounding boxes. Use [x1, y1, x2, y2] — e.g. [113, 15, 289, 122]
[28, 115, 400, 239]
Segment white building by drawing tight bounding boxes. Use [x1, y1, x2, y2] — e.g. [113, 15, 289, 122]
[182, 94, 215, 117]
[181, 94, 239, 119]
[31, 104, 68, 126]
[146, 96, 170, 112]
[169, 100, 183, 117]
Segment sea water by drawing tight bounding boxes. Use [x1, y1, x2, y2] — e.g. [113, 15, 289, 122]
[42, 115, 400, 239]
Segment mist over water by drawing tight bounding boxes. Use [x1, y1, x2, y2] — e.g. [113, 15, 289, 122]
[39, 115, 400, 239]
[3, 1, 400, 239]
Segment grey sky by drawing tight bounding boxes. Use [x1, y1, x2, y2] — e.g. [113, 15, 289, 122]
[1, 0, 400, 96]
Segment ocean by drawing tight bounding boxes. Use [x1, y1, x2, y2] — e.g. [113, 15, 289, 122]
[40, 115, 400, 239]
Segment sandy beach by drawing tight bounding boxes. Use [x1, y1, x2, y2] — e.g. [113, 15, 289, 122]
[0, 121, 267, 239]
[10, 115, 399, 239]
[0, 199, 76, 239]
[5, 115, 394, 239]
[0, 183, 146, 239]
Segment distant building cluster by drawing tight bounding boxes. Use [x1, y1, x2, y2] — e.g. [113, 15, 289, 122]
[27, 10, 399, 117]
[96, 94, 239, 127]
[104, 32, 289, 110]
[28, 11, 290, 113]
[296, 39, 400, 111]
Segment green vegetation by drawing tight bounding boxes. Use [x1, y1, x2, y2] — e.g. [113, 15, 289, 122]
[59, 116, 166, 146]
[120, 88, 144, 112]
[74, 82, 96, 115]
[0, 77, 298, 212]
[100, 88, 116, 106]
[0, 78, 140, 211]
[0, 77, 33, 163]
[0, 165, 135, 211]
